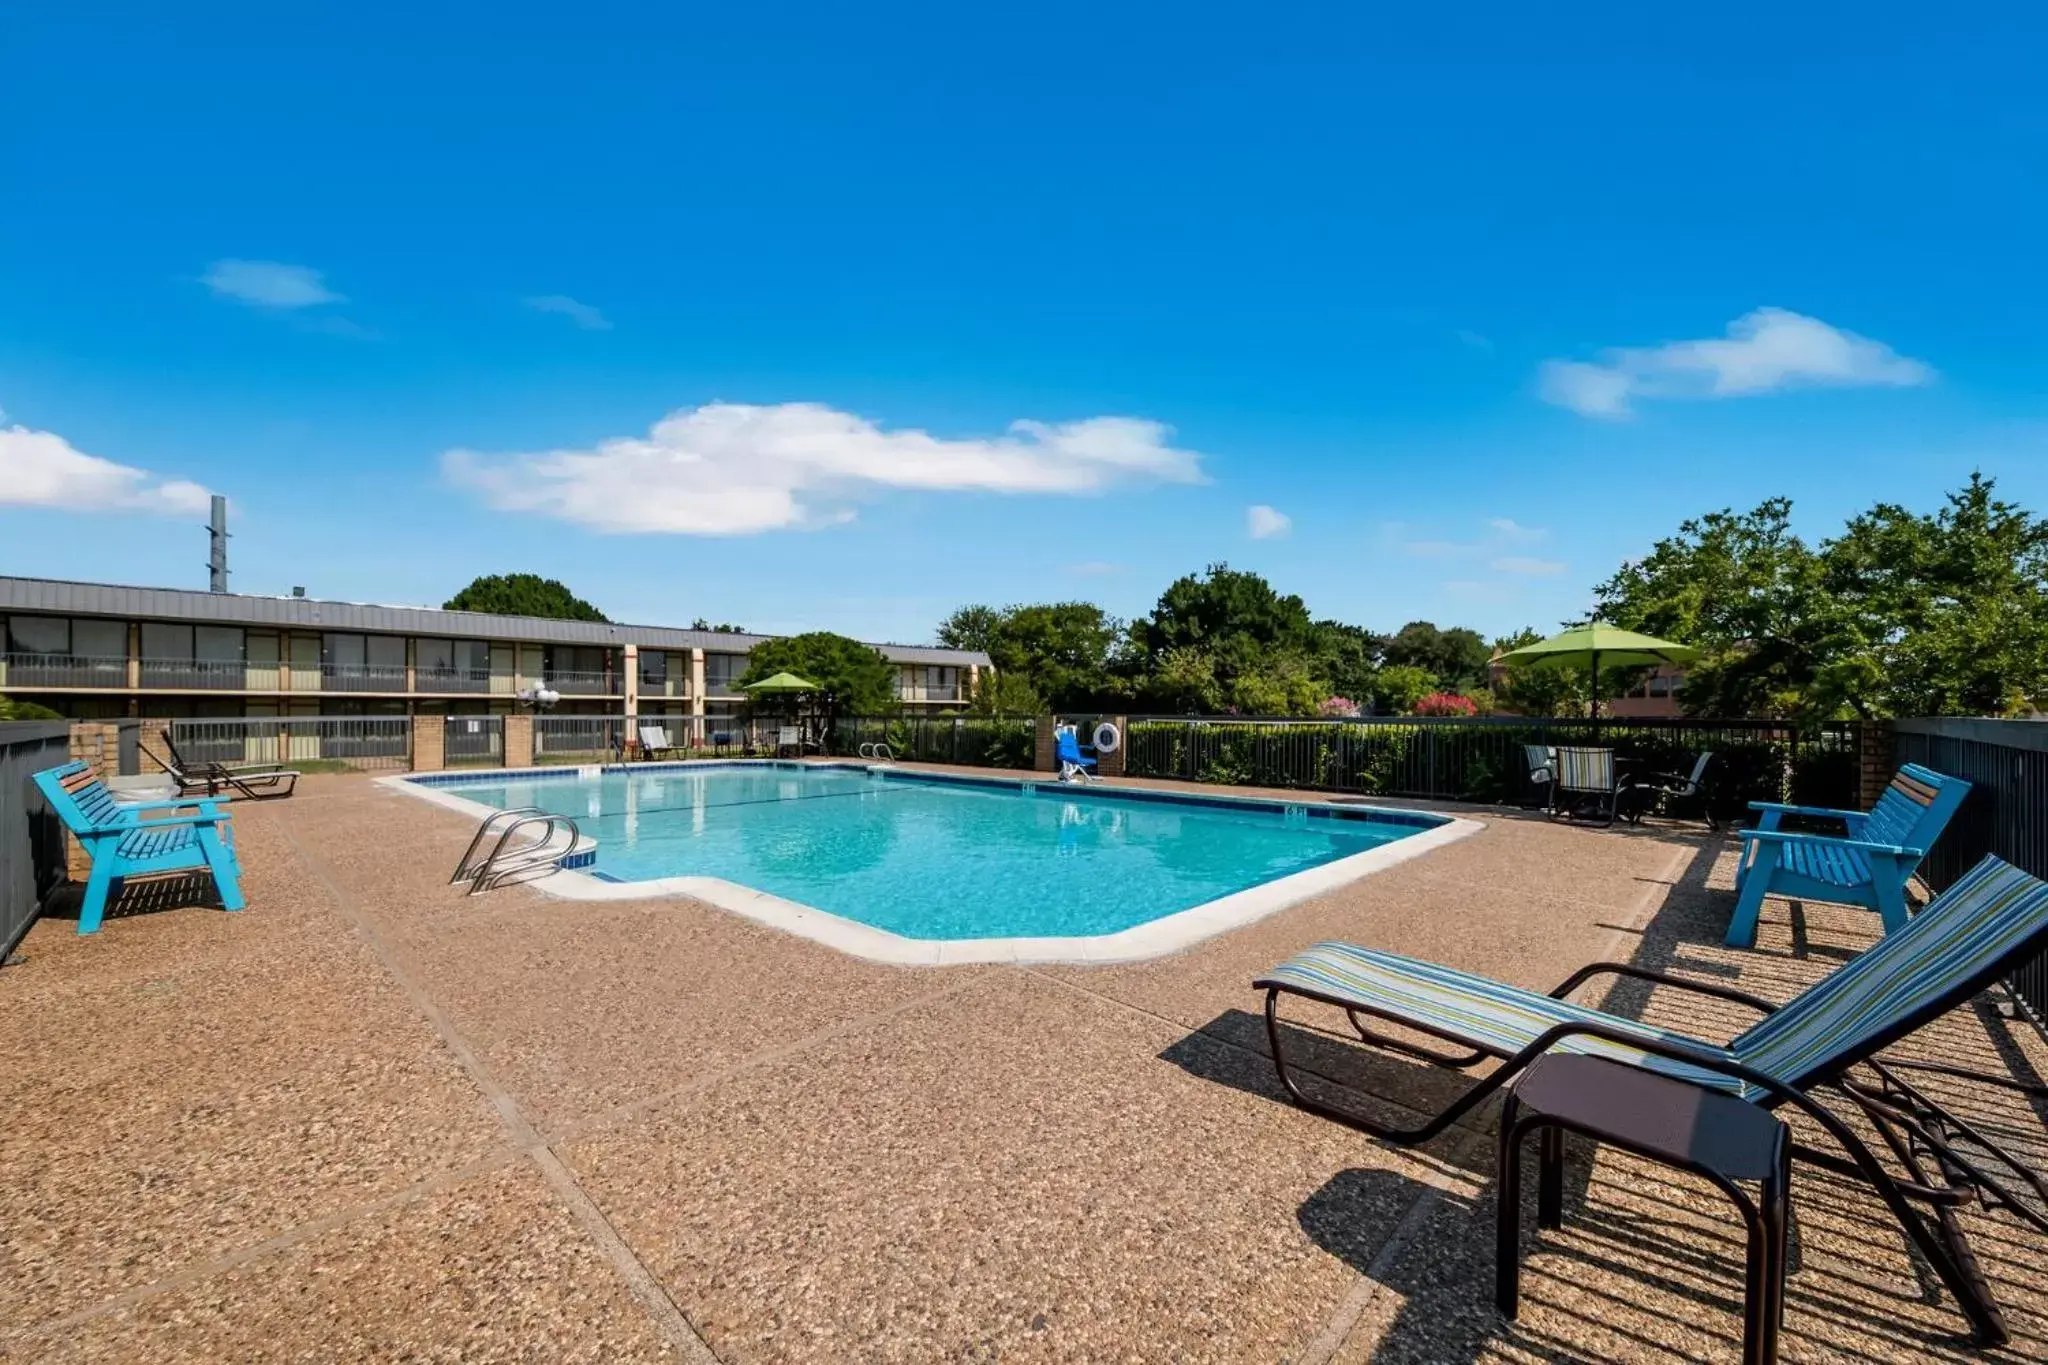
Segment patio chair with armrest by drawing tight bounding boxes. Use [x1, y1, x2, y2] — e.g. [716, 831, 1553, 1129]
[1725, 763, 1969, 947]
[1550, 745, 1624, 826]
[1253, 854, 2048, 1346]
[1522, 744, 1556, 810]
[1054, 725, 1101, 783]
[32, 760, 245, 935]
[1622, 750, 1716, 829]
[157, 732, 299, 800]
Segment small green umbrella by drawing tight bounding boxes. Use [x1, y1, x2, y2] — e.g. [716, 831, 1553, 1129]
[740, 671, 819, 694]
[1496, 623, 1699, 717]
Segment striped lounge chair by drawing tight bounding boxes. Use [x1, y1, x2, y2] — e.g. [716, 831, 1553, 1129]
[1254, 855, 2048, 1346]
[1551, 745, 1622, 825]
[1726, 763, 1970, 947]
[32, 759, 245, 935]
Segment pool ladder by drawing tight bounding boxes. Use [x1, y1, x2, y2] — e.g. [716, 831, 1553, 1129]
[451, 807, 584, 895]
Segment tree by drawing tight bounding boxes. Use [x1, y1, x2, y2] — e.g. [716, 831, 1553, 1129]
[1818, 474, 2048, 716]
[445, 574, 608, 622]
[0, 696, 64, 721]
[936, 605, 1005, 656]
[1372, 665, 1435, 715]
[737, 633, 898, 723]
[1594, 499, 1844, 717]
[1141, 563, 1315, 658]
[934, 602, 1122, 709]
[1304, 620, 1384, 704]
[691, 618, 748, 633]
[1381, 621, 1491, 692]
[967, 668, 1045, 716]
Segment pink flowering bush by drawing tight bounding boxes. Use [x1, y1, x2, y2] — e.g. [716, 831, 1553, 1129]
[1318, 696, 1361, 717]
[1412, 691, 1479, 717]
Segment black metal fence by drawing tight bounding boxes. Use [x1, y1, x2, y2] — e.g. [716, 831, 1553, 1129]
[1, 721, 70, 960]
[831, 715, 1036, 768]
[443, 715, 504, 765]
[1118, 715, 1859, 818]
[171, 717, 412, 772]
[535, 715, 625, 762]
[1893, 718, 2048, 1024]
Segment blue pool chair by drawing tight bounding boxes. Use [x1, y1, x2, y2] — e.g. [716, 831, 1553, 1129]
[32, 760, 245, 935]
[1054, 726, 1101, 783]
[1725, 763, 1969, 947]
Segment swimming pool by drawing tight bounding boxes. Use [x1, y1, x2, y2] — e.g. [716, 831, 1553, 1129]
[399, 763, 1477, 963]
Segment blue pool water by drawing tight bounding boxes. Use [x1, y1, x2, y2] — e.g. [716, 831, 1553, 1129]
[425, 764, 1439, 940]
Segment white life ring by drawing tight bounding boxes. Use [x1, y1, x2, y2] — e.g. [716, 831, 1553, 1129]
[1092, 721, 1121, 754]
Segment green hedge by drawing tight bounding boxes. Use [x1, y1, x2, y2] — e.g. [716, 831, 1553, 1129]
[1122, 718, 1859, 819]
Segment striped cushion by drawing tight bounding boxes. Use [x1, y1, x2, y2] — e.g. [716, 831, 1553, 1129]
[1256, 943, 1749, 1095]
[1555, 747, 1614, 792]
[1732, 856, 2048, 1088]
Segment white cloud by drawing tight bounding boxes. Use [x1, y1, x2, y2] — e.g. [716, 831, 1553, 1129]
[202, 259, 343, 309]
[1395, 517, 1549, 560]
[524, 295, 612, 331]
[445, 401, 1206, 535]
[0, 409, 211, 515]
[1538, 308, 1932, 419]
[1487, 517, 1546, 543]
[1490, 555, 1567, 576]
[1246, 504, 1292, 540]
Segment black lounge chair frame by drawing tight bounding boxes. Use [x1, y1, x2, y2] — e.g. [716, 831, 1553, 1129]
[1260, 943, 2048, 1347]
[157, 733, 300, 800]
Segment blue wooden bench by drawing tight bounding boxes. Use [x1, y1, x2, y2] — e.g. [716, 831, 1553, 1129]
[32, 760, 245, 935]
[1725, 763, 1969, 947]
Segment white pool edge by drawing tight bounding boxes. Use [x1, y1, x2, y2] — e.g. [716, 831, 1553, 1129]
[382, 766, 1485, 966]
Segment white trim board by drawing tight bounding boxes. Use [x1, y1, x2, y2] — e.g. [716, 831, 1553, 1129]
[385, 768, 1484, 966]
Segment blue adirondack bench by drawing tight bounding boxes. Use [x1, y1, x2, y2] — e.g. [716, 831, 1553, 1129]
[32, 760, 245, 935]
[1725, 763, 1969, 947]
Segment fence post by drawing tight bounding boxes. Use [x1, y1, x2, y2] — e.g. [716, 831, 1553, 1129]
[503, 714, 534, 768]
[1184, 721, 1197, 780]
[1859, 719, 1894, 808]
[411, 715, 445, 772]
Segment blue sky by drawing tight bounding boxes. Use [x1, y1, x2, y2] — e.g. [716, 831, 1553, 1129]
[5, 4, 2046, 644]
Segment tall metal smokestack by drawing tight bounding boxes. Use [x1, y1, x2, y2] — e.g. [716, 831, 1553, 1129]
[208, 495, 230, 593]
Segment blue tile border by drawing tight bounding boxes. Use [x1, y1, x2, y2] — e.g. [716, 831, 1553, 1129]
[400, 758, 1447, 833]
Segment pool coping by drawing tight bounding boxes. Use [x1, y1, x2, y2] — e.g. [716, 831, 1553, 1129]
[381, 761, 1485, 966]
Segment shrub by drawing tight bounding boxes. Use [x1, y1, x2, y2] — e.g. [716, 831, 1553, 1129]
[1413, 692, 1478, 717]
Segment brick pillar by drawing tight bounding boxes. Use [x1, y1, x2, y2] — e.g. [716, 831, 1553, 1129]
[1034, 715, 1058, 773]
[1858, 718, 1895, 809]
[411, 715, 445, 772]
[503, 713, 534, 768]
[137, 718, 173, 778]
[1097, 716, 1128, 778]
[66, 723, 119, 878]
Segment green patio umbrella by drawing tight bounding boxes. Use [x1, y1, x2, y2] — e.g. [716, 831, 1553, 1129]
[1496, 623, 1698, 717]
[740, 671, 819, 694]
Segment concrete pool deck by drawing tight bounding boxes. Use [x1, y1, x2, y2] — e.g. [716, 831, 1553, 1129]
[3, 766, 2045, 1362]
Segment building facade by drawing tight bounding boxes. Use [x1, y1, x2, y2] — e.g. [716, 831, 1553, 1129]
[0, 576, 990, 733]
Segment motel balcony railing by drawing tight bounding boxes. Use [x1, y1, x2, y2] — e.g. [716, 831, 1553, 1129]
[139, 658, 249, 690]
[319, 663, 412, 693]
[898, 685, 961, 703]
[0, 653, 130, 688]
[414, 666, 492, 694]
[546, 669, 614, 696]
